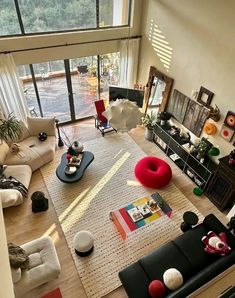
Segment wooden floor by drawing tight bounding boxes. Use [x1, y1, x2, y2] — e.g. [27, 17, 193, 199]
[3, 119, 228, 298]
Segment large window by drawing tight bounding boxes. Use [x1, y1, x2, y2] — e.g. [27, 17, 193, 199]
[18, 0, 96, 33]
[0, 0, 131, 37]
[0, 1, 21, 36]
[99, 0, 130, 27]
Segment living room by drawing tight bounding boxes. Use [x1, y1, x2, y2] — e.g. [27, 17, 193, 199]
[0, 1, 235, 298]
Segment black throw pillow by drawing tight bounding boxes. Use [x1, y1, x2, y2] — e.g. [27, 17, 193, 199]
[38, 132, 47, 141]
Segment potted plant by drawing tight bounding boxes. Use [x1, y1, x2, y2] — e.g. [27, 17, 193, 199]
[142, 111, 158, 141]
[0, 113, 22, 144]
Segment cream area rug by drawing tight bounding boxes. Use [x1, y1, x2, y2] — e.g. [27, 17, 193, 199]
[41, 134, 203, 298]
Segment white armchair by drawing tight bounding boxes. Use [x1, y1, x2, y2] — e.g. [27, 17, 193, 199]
[13, 236, 61, 296]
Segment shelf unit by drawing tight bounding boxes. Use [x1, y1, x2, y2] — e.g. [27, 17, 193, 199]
[153, 123, 217, 191]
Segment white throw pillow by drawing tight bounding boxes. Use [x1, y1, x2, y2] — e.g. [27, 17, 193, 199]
[163, 268, 183, 290]
[27, 117, 55, 136]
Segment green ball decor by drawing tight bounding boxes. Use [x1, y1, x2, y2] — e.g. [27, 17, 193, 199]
[208, 147, 220, 156]
[193, 187, 203, 196]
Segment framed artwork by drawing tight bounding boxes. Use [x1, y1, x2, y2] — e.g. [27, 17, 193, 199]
[183, 99, 210, 137]
[224, 111, 235, 130]
[197, 86, 214, 108]
[166, 89, 190, 123]
[220, 124, 234, 142]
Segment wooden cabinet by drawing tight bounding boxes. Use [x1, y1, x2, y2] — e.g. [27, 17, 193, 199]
[206, 156, 235, 211]
[153, 123, 217, 191]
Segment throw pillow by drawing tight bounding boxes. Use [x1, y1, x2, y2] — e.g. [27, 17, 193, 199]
[8, 242, 29, 270]
[148, 280, 165, 298]
[27, 116, 55, 136]
[202, 231, 231, 256]
[38, 132, 47, 141]
[10, 143, 20, 153]
[163, 268, 183, 290]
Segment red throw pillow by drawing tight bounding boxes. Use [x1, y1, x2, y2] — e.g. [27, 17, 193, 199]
[148, 280, 166, 298]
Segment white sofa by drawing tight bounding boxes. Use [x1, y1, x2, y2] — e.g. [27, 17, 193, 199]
[1, 117, 56, 172]
[0, 117, 56, 208]
[0, 165, 32, 208]
[12, 236, 61, 296]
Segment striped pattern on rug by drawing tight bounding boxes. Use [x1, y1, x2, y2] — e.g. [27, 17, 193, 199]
[40, 133, 203, 298]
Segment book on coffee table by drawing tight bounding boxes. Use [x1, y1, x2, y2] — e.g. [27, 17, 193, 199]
[127, 207, 143, 222]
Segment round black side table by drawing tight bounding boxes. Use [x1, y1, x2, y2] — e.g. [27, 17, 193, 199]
[180, 211, 199, 232]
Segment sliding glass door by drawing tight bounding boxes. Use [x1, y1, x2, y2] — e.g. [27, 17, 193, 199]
[17, 52, 120, 123]
[70, 56, 98, 119]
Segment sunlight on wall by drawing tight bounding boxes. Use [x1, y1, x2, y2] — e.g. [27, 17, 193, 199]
[43, 223, 60, 243]
[60, 151, 131, 233]
[148, 19, 173, 71]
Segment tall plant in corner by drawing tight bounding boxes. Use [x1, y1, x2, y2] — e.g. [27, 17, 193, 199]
[142, 110, 157, 141]
[0, 113, 22, 144]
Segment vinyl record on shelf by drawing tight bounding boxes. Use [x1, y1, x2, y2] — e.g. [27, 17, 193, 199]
[219, 124, 234, 142]
[224, 111, 235, 130]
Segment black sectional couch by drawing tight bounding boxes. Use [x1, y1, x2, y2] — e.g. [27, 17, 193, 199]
[119, 214, 235, 298]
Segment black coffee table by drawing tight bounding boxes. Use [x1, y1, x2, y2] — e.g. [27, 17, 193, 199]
[56, 151, 94, 183]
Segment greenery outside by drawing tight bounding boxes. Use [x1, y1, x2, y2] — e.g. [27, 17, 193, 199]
[0, 0, 130, 36]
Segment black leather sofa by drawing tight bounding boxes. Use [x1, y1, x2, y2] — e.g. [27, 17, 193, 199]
[119, 214, 235, 298]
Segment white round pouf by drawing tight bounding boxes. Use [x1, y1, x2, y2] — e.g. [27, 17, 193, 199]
[73, 231, 94, 257]
[163, 268, 183, 290]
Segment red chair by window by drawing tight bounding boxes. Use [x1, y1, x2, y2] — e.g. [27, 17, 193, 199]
[94, 100, 116, 136]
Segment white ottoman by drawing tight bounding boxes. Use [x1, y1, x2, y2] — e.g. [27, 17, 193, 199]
[73, 231, 94, 257]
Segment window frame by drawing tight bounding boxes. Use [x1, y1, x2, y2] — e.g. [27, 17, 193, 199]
[0, 0, 132, 38]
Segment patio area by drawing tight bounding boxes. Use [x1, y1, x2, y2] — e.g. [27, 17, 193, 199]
[23, 73, 111, 123]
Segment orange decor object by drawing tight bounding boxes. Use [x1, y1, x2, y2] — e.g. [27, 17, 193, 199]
[204, 122, 217, 135]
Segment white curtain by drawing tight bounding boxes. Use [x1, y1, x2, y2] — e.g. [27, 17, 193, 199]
[0, 54, 29, 122]
[119, 38, 140, 88]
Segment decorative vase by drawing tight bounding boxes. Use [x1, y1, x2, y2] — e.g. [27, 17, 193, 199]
[72, 141, 84, 154]
[145, 128, 153, 141]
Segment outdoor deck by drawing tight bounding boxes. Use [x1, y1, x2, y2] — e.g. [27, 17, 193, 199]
[23, 73, 110, 122]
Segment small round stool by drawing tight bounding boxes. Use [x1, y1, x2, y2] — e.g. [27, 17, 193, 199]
[134, 156, 172, 189]
[180, 211, 199, 232]
[73, 231, 94, 257]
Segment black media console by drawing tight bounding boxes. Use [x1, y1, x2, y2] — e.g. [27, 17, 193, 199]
[153, 123, 217, 191]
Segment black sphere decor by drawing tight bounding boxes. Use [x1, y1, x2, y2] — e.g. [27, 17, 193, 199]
[38, 132, 47, 141]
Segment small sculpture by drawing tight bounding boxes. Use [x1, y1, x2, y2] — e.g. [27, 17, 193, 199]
[72, 141, 84, 154]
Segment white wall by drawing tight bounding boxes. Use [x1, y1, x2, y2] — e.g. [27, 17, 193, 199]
[0, 0, 142, 65]
[0, 200, 15, 298]
[138, 0, 235, 159]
